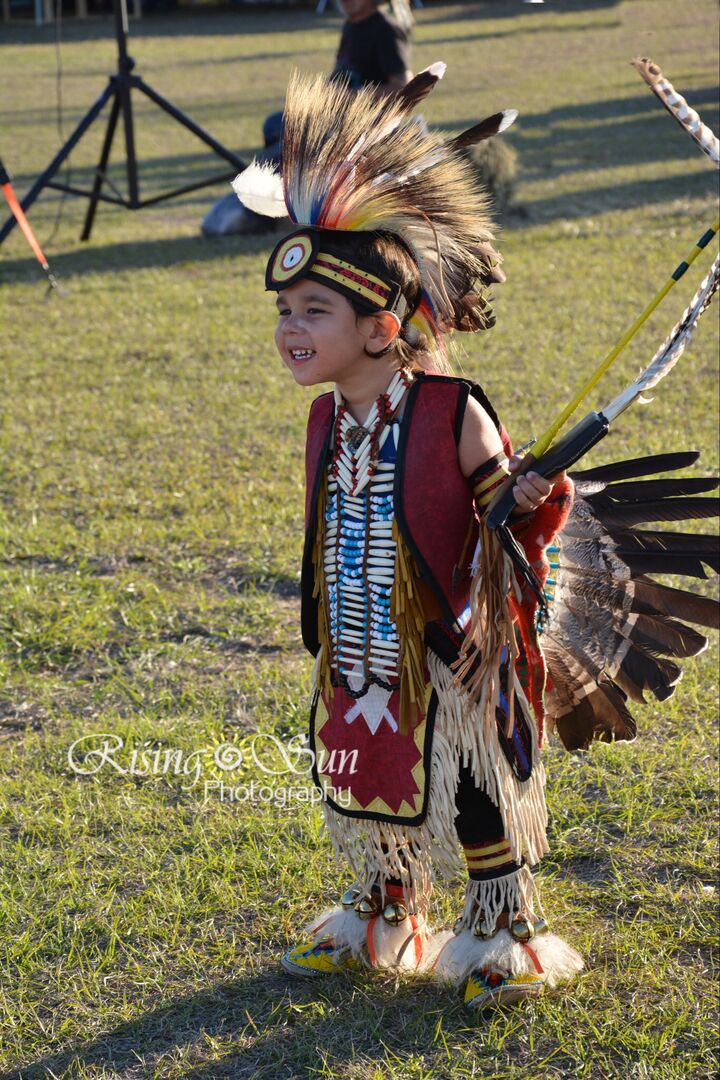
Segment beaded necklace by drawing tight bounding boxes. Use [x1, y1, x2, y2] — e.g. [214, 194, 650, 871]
[324, 369, 413, 696]
[331, 369, 411, 497]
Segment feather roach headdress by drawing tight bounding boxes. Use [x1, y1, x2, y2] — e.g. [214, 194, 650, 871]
[233, 65, 517, 361]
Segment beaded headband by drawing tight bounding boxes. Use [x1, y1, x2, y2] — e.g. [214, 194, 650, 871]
[266, 228, 407, 319]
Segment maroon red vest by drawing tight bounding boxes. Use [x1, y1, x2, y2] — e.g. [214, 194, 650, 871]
[301, 373, 510, 657]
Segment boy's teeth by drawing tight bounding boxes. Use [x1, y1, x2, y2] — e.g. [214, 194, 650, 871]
[293, 349, 315, 358]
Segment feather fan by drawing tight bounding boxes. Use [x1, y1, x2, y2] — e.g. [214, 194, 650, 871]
[544, 454, 719, 749]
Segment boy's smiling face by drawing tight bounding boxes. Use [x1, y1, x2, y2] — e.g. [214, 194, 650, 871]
[274, 278, 396, 390]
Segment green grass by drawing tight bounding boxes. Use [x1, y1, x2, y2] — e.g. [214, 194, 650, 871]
[1, 1, 719, 1076]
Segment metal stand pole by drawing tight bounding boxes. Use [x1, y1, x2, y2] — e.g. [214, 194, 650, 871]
[81, 95, 121, 241]
[0, 0, 246, 246]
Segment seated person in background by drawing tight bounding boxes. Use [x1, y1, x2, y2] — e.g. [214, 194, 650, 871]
[202, 0, 412, 237]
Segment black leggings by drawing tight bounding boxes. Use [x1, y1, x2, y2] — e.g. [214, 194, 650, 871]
[454, 764, 507, 846]
[454, 765, 522, 885]
[380, 766, 520, 892]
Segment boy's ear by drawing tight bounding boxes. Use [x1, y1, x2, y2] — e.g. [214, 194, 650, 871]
[367, 310, 402, 351]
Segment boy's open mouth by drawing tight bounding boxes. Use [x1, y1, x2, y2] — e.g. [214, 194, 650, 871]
[290, 349, 316, 361]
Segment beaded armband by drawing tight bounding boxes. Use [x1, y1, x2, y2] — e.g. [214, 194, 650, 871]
[470, 453, 511, 516]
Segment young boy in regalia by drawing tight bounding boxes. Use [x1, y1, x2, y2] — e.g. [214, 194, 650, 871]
[233, 64, 718, 1010]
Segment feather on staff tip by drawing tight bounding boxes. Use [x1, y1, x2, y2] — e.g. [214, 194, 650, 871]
[632, 57, 720, 167]
[603, 254, 720, 422]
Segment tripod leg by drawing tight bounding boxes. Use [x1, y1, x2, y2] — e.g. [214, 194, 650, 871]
[0, 83, 115, 246]
[136, 79, 245, 171]
[121, 76, 140, 207]
[81, 93, 122, 241]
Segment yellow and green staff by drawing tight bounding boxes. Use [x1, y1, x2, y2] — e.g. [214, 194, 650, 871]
[488, 58, 720, 529]
[537, 218, 717, 458]
[486, 219, 719, 529]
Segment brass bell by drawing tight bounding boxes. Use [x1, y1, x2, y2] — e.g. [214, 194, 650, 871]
[354, 895, 378, 920]
[472, 920, 494, 939]
[382, 901, 408, 925]
[341, 888, 358, 908]
[509, 917, 535, 942]
[533, 917, 549, 935]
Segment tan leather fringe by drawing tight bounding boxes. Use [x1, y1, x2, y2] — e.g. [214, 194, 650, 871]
[312, 473, 333, 699]
[455, 866, 540, 935]
[391, 519, 427, 734]
[320, 723, 463, 917]
[428, 651, 549, 868]
[321, 649, 549, 908]
[453, 519, 517, 734]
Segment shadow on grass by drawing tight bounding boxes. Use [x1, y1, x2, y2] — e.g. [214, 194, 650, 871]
[0, 46, 326, 107]
[1, 84, 716, 280]
[508, 169, 717, 225]
[0, 8, 337, 46]
[218, 567, 301, 600]
[3, 145, 258, 192]
[5, 970, 468, 1080]
[418, 0, 622, 24]
[2, 78, 716, 274]
[1, 158, 712, 285]
[1, 166, 713, 288]
[553, 854, 614, 887]
[424, 14, 621, 47]
[0, 231, 280, 284]
[452, 88, 720, 177]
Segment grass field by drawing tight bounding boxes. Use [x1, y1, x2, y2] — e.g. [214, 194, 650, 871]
[1, 1, 719, 1077]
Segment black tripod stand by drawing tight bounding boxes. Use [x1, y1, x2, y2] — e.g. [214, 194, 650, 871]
[0, 0, 246, 246]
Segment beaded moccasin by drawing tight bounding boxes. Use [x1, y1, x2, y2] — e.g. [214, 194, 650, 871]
[464, 966, 545, 1010]
[280, 936, 356, 978]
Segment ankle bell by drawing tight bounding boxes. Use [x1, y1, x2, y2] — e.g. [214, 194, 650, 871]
[472, 919, 496, 939]
[509, 915, 549, 942]
[382, 900, 408, 925]
[354, 894, 380, 920]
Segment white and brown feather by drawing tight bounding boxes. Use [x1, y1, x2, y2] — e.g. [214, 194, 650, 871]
[632, 57, 720, 167]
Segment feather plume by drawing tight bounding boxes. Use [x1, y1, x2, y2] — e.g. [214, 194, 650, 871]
[603, 254, 719, 422]
[544, 455, 719, 749]
[396, 62, 447, 110]
[448, 110, 518, 152]
[274, 70, 506, 356]
[232, 161, 286, 218]
[632, 57, 720, 167]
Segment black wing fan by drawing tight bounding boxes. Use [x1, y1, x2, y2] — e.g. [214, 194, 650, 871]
[544, 452, 719, 751]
